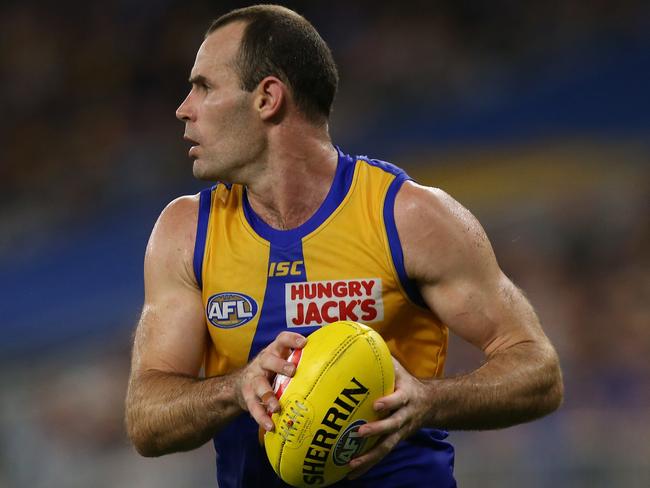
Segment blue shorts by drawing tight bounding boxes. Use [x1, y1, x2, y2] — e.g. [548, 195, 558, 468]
[213, 415, 456, 487]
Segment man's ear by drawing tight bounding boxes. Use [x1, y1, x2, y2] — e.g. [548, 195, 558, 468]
[254, 76, 287, 121]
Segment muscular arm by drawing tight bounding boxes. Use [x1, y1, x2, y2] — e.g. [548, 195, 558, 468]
[349, 182, 564, 476]
[125, 195, 305, 457]
[397, 182, 563, 429]
[125, 195, 242, 457]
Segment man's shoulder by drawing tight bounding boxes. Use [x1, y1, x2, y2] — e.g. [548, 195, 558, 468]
[394, 181, 452, 226]
[159, 193, 201, 228]
[394, 181, 492, 282]
[147, 193, 202, 258]
[394, 182, 457, 251]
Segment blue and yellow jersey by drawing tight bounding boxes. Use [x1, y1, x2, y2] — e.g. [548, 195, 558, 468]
[194, 148, 456, 487]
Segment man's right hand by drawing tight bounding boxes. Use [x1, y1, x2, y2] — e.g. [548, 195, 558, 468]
[235, 332, 307, 432]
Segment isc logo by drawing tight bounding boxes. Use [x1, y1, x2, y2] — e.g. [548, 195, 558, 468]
[268, 260, 304, 277]
[206, 292, 258, 328]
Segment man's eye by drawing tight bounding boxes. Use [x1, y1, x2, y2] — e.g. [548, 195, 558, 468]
[192, 83, 209, 92]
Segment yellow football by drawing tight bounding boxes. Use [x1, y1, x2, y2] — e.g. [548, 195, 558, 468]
[264, 320, 395, 487]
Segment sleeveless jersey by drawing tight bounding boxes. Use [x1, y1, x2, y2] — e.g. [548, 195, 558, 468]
[194, 148, 456, 487]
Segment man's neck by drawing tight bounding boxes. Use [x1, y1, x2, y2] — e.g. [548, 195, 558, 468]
[245, 133, 338, 231]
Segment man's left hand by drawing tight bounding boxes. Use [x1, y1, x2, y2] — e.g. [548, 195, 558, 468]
[347, 357, 431, 479]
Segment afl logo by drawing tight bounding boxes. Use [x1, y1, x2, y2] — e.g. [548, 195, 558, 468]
[206, 292, 258, 328]
[332, 420, 367, 466]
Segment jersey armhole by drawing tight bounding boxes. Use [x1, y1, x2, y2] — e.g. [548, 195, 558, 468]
[383, 175, 429, 309]
[193, 187, 213, 289]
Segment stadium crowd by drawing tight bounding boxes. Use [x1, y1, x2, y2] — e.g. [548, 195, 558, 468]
[2, 0, 648, 248]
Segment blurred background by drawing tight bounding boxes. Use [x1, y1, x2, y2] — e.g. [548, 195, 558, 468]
[1, 0, 648, 486]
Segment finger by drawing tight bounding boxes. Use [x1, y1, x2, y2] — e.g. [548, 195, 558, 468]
[357, 412, 404, 438]
[248, 396, 275, 432]
[242, 377, 276, 431]
[240, 376, 274, 414]
[372, 389, 409, 413]
[260, 391, 276, 406]
[267, 332, 307, 356]
[251, 375, 280, 413]
[348, 432, 401, 479]
[239, 380, 257, 412]
[258, 351, 297, 377]
[391, 355, 406, 371]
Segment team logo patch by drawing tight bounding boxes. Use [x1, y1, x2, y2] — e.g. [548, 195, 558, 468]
[285, 278, 384, 328]
[332, 419, 368, 466]
[206, 292, 258, 328]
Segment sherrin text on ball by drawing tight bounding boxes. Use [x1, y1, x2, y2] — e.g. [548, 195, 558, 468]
[264, 320, 395, 487]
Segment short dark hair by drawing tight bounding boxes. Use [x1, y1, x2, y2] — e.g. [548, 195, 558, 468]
[207, 5, 338, 122]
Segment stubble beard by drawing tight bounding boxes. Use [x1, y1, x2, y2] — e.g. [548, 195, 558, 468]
[192, 151, 246, 185]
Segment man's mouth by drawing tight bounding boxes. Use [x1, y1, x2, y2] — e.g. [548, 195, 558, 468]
[184, 135, 200, 158]
[184, 134, 199, 145]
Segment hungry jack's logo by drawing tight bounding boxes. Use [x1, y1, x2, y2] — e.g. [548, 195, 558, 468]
[285, 279, 383, 327]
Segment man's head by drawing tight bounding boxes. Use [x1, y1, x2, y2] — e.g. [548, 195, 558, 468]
[207, 5, 339, 122]
[176, 5, 338, 182]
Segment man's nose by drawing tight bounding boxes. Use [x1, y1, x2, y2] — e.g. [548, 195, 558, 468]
[176, 93, 194, 122]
